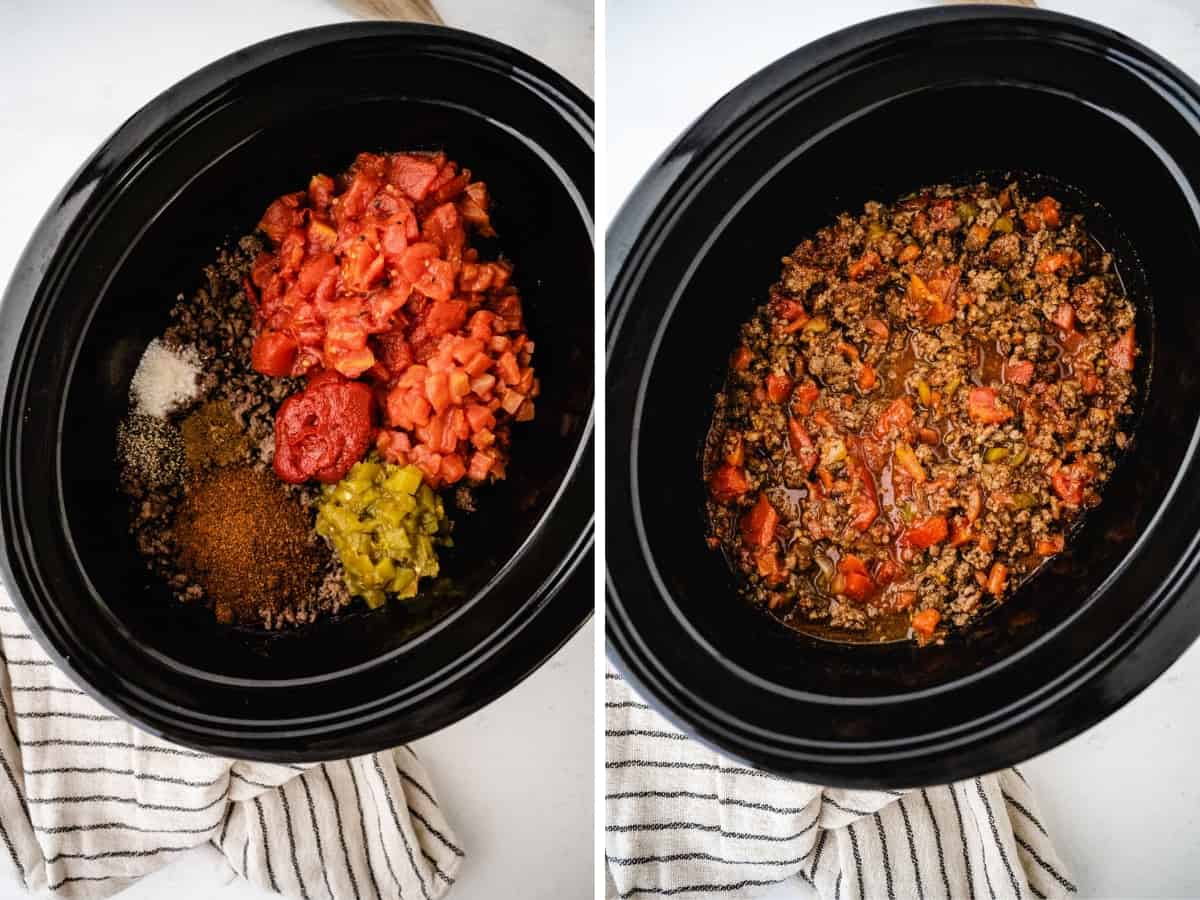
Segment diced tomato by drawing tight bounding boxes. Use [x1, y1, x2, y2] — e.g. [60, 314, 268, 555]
[468, 450, 495, 482]
[1035, 250, 1081, 276]
[787, 419, 818, 473]
[848, 250, 880, 280]
[765, 373, 792, 403]
[1022, 209, 1043, 233]
[709, 464, 751, 502]
[857, 364, 877, 391]
[1036, 534, 1065, 556]
[250, 330, 297, 376]
[792, 380, 820, 416]
[755, 550, 784, 584]
[1052, 302, 1076, 332]
[874, 397, 914, 437]
[911, 608, 941, 639]
[1004, 359, 1035, 386]
[388, 154, 441, 201]
[863, 317, 890, 342]
[387, 387, 431, 430]
[985, 562, 1008, 597]
[440, 453, 466, 485]
[1051, 461, 1092, 506]
[875, 559, 903, 587]
[898, 244, 921, 264]
[464, 403, 496, 432]
[740, 493, 779, 549]
[846, 455, 879, 531]
[1079, 370, 1103, 395]
[424, 299, 468, 337]
[413, 257, 456, 301]
[949, 516, 973, 547]
[1037, 196, 1061, 229]
[422, 202, 466, 263]
[1108, 327, 1136, 372]
[497, 351, 521, 386]
[259, 192, 305, 244]
[901, 516, 949, 550]
[967, 387, 1013, 424]
[772, 298, 808, 323]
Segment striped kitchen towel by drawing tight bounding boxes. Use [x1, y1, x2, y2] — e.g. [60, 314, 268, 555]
[0, 586, 464, 899]
[605, 668, 1075, 900]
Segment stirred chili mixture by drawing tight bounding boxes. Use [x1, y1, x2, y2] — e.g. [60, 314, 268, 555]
[704, 182, 1138, 645]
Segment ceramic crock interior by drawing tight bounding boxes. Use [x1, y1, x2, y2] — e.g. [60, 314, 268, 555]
[634, 55, 1200, 700]
[42, 52, 592, 684]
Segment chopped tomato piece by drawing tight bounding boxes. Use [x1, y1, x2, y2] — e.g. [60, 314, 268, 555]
[857, 364, 877, 391]
[755, 549, 784, 584]
[1108, 327, 1136, 372]
[709, 464, 751, 502]
[1051, 461, 1092, 506]
[250, 331, 298, 376]
[1052, 303, 1076, 332]
[967, 387, 1013, 424]
[898, 243, 921, 263]
[985, 562, 1008, 597]
[901, 516, 948, 550]
[1035, 250, 1081, 276]
[792, 380, 820, 416]
[863, 317, 890, 341]
[1036, 534, 1065, 556]
[740, 494, 779, 549]
[731, 345, 752, 371]
[787, 419, 818, 473]
[766, 373, 792, 403]
[848, 250, 880, 280]
[846, 454, 879, 531]
[1037, 196, 1061, 229]
[911, 608, 941, 639]
[1004, 359, 1035, 386]
[949, 516, 973, 547]
[874, 397, 914, 437]
[388, 154, 441, 201]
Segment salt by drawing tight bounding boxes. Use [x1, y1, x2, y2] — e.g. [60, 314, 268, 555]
[130, 338, 202, 418]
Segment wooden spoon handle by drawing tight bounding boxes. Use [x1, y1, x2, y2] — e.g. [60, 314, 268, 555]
[333, 0, 444, 24]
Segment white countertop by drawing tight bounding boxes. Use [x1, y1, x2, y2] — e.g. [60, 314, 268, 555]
[0, 1, 593, 898]
[608, 1, 1200, 897]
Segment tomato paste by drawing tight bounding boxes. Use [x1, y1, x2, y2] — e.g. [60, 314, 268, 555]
[273, 371, 374, 484]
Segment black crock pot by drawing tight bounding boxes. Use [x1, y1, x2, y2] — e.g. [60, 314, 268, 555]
[607, 5, 1200, 787]
[0, 23, 593, 760]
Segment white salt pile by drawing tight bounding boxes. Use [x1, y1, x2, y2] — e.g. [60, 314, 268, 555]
[130, 338, 202, 418]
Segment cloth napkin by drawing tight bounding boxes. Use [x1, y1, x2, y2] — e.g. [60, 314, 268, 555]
[0, 585, 464, 899]
[605, 669, 1076, 900]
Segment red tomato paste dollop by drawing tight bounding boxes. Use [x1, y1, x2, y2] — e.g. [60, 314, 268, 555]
[273, 370, 374, 484]
[248, 150, 536, 488]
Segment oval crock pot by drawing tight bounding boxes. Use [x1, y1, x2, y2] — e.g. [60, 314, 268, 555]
[607, 5, 1200, 787]
[0, 23, 593, 760]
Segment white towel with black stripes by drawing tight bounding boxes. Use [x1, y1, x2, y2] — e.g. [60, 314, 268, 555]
[605, 669, 1076, 900]
[0, 591, 464, 899]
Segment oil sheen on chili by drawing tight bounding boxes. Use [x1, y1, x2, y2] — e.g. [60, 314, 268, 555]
[704, 182, 1138, 645]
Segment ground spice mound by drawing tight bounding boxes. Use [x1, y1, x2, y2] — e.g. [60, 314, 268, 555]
[118, 414, 185, 494]
[175, 466, 320, 626]
[181, 399, 251, 470]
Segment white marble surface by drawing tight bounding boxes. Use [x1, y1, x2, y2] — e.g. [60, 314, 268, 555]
[606, 1, 1200, 897]
[0, 1, 593, 898]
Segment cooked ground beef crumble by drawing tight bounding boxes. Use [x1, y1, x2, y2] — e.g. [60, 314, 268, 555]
[704, 181, 1138, 645]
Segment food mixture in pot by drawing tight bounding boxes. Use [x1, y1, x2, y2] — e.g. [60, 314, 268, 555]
[704, 182, 1139, 645]
[118, 151, 538, 627]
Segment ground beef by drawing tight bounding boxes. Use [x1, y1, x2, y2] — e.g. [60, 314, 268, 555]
[704, 181, 1138, 645]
